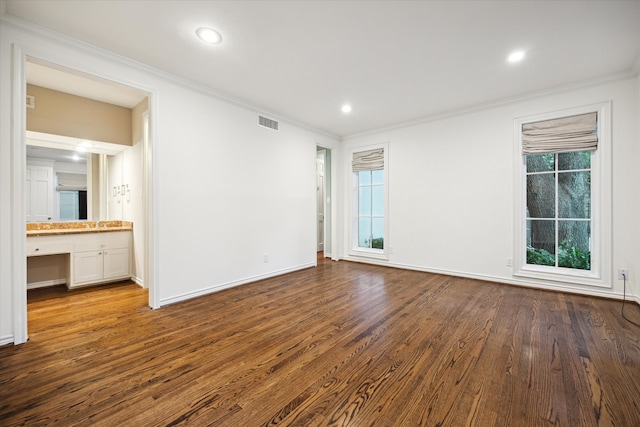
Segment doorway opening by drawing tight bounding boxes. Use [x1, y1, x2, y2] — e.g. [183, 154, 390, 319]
[21, 57, 155, 338]
[316, 146, 332, 258]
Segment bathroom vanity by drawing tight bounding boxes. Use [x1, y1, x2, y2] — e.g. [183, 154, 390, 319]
[27, 221, 132, 289]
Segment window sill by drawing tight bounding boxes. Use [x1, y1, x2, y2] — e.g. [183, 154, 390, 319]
[514, 265, 609, 289]
[349, 248, 388, 261]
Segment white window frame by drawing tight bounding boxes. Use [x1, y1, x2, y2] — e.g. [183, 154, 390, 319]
[513, 102, 611, 288]
[349, 142, 389, 260]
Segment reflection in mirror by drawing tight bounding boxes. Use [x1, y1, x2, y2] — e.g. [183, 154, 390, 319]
[26, 145, 89, 222]
[26, 132, 128, 223]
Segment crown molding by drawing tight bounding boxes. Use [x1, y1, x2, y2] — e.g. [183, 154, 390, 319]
[342, 69, 638, 141]
[0, 12, 340, 141]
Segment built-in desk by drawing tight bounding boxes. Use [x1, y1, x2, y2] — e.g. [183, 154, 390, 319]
[27, 222, 132, 289]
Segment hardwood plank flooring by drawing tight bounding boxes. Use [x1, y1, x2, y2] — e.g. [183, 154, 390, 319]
[1, 257, 640, 426]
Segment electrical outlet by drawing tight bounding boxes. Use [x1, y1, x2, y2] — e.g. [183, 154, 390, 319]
[617, 269, 629, 280]
[506, 258, 512, 267]
[263, 253, 269, 263]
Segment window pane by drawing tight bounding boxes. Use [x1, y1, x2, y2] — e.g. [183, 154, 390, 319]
[372, 169, 384, 185]
[558, 220, 591, 270]
[526, 154, 554, 173]
[358, 171, 371, 185]
[59, 191, 79, 221]
[59, 205, 77, 221]
[358, 218, 371, 248]
[372, 186, 384, 216]
[359, 187, 371, 216]
[558, 171, 590, 218]
[371, 218, 384, 249]
[526, 219, 555, 266]
[527, 173, 555, 218]
[558, 151, 590, 171]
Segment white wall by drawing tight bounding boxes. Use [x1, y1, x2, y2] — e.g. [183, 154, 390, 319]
[340, 75, 640, 301]
[154, 84, 328, 304]
[0, 19, 338, 344]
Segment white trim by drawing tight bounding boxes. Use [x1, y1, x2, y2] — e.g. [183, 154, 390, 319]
[26, 130, 130, 156]
[513, 101, 612, 288]
[344, 257, 625, 301]
[343, 71, 635, 141]
[144, 102, 160, 309]
[0, 13, 339, 141]
[131, 275, 144, 288]
[9, 45, 160, 343]
[11, 44, 28, 345]
[0, 335, 14, 347]
[348, 142, 389, 261]
[27, 278, 65, 290]
[159, 263, 314, 307]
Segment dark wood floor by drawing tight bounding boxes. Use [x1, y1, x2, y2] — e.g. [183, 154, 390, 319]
[1, 257, 640, 426]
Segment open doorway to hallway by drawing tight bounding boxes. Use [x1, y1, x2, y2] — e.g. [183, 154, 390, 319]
[316, 146, 331, 258]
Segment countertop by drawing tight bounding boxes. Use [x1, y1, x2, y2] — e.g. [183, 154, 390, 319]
[26, 221, 133, 237]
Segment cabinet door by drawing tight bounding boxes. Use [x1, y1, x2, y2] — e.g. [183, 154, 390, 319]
[103, 247, 130, 280]
[74, 250, 104, 284]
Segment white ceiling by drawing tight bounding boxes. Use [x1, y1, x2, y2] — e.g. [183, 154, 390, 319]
[5, 0, 640, 138]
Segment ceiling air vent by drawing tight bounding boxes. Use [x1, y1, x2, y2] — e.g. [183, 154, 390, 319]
[258, 115, 279, 131]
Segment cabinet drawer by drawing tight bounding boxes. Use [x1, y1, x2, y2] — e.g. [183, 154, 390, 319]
[27, 238, 72, 256]
[74, 234, 130, 252]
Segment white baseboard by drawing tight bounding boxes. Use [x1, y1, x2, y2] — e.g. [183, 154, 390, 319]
[160, 263, 315, 307]
[0, 335, 15, 346]
[27, 279, 66, 290]
[131, 275, 144, 288]
[624, 294, 640, 305]
[342, 256, 637, 301]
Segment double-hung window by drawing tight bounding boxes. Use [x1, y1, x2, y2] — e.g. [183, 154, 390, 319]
[350, 144, 388, 259]
[514, 103, 611, 287]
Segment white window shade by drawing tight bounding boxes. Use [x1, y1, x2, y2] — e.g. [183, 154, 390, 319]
[522, 112, 597, 155]
[352, 148, 384, 171]
[56, 172, 87, 191]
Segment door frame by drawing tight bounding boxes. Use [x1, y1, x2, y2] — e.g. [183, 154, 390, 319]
[10, 47, 159, 344]
[316, 145, 334, 259]
[316, 149, 326, 252]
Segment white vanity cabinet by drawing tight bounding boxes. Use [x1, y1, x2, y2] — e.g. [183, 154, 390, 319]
[27, 230, 132, 289]
[73, 232, 131, 287]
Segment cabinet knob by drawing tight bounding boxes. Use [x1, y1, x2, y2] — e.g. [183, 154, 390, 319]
[34, 248, 39, 252]
[98, 252, 103, 255]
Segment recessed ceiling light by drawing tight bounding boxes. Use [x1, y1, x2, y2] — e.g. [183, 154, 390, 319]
[341, 104, 352, 113]
[508, 50, 525, 63]
[196, 27, 222, 44]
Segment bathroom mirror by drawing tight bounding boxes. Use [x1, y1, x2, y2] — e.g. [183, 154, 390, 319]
[26, 131, 128, 223]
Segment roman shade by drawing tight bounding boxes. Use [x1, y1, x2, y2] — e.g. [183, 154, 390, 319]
[522, 112, 597, 155]
[56, 172, 87, 191]
[352, 148, 384, 171]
